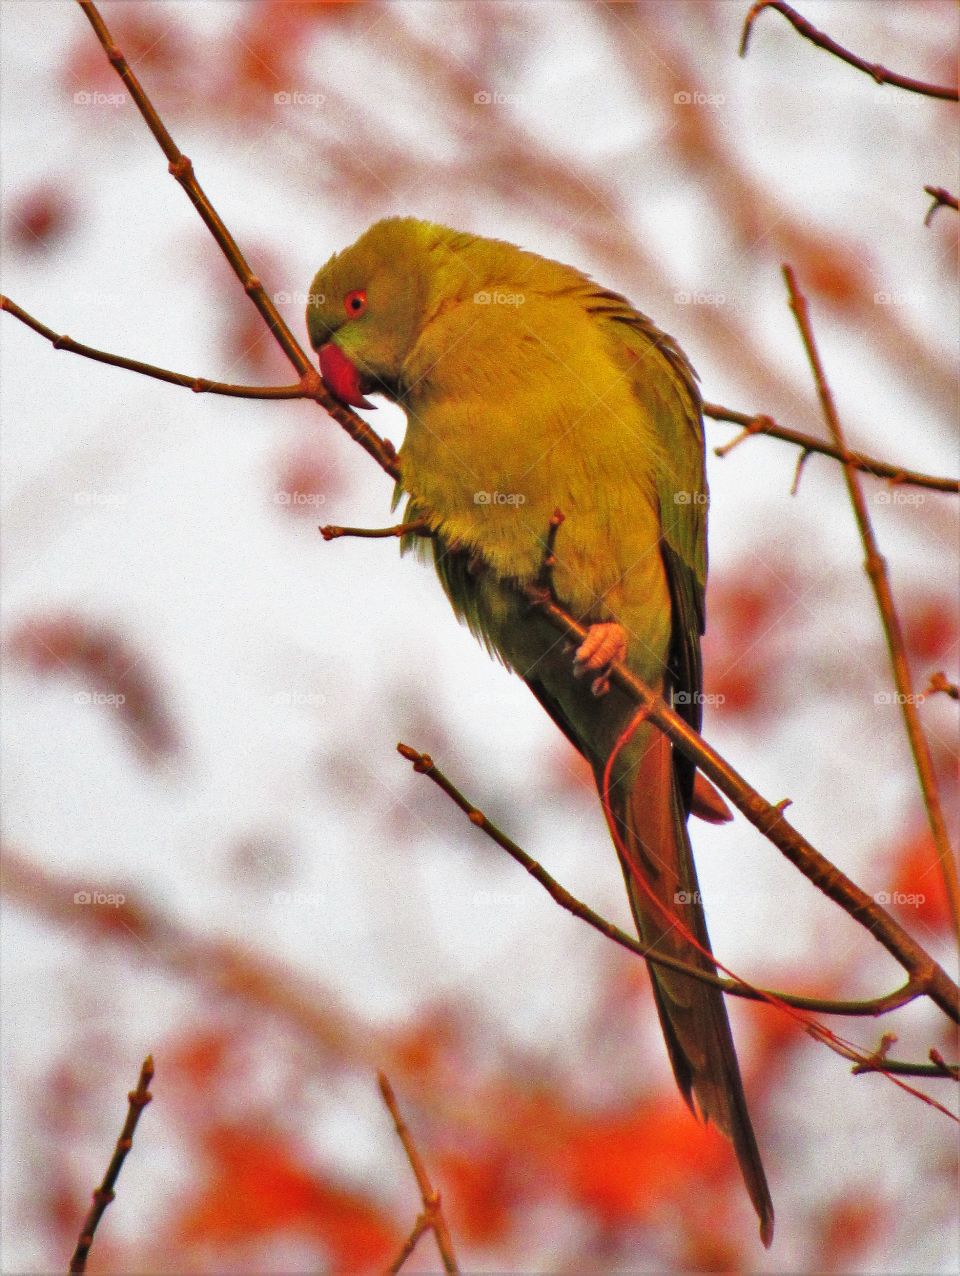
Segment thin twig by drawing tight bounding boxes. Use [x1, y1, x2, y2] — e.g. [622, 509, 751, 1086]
[706, 402, 959, 494]
[320, 521, 433, 542]
[69, 1055, 154, 1274]
[387, 1211, 433, 1274]
[740, 1, 959, 101]
[0, 296, 303, 399]
[924, 185, 960, 227]
[396, 744, 927, 1018]
[378, 1072, 459, 1274]
[852, 1053, 959, 1080]
[782, 264, 960, 947]
[73, 0, 399, 480]
[925, 671, 959, 702]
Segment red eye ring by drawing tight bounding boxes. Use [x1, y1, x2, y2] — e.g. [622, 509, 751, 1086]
[344, 289, 367, 317]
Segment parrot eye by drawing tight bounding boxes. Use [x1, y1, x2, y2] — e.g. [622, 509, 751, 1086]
[344, 289, 367, 317]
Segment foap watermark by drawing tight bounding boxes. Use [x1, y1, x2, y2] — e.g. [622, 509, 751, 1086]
[873, 290, 915, 307]
[674, 90, 725, 107]
[674, 890, 703, 905]
[674, 690, 725, 707]
[874, 690, 925, 706]
[270, 690, 326, 708]
[674, 290, 726, 307]
[473, 89, 524, 107]
[275, 491, 325, 508]
[274, 289, 325, 307]
[874, 890, 925, 909]
[474, 289, 525, 307]
[474, 490, 526, 506]
[74, 89, 126, 107]
[75, 691, 126, 707]
[74, 889, 126, 907]
[673, 490, 708, 505]
[274, 89, 326, 108]
[874, 488, 925, 507]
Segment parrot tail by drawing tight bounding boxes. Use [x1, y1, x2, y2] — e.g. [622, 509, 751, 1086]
[600, 724, 775, 1248]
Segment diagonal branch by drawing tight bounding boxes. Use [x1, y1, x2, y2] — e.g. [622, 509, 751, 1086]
[72, 0, 399, 480]
[706, 402, 959, 494]
[378, 1072, 459, 1274]
[740, 1, 959, 101]
[69, 1055, 154, 1274]
[395, 744, 929, 1020]
[515, 586, 960, 1025]
[782, 264, 960, 947]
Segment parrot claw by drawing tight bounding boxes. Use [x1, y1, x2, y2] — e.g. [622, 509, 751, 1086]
[573, 622, 628, 697]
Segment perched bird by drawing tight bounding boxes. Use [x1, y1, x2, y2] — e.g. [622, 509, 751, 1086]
[306, 217, 773, 1245]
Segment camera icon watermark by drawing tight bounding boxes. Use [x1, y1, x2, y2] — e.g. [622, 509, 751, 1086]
[74, 691, 126, 707]
[473, 290, 525, 307]
[74, 89, 126, 107]
[74, 890, 126, 907]
[473, 490, 526, 506]
[274, 90, 325, 108]
[873, 890, 925, 908]
[674, 890, 703, 905]
[673, 490, 708, 505]
[473, 89, 523, 106]
[674, 90, 725, 107]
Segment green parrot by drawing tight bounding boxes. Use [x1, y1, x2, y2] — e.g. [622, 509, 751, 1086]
[306, 217, 773, 1246]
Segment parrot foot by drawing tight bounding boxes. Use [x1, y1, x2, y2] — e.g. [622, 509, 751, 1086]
[573, 622, 628, 697]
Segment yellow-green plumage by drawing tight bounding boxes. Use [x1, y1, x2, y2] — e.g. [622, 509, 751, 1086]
[307, 218, 773, 1245]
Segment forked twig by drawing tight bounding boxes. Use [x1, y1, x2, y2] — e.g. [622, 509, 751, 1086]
[706, 402, 959, 494]
[69, 1056, 154, 1274]
[378, 1072, 459, 1274]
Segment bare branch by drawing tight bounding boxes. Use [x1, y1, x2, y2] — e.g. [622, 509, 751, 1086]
[0, 296, 303, 399]
[378, 1072, 459, 1275]
[706, 402, 959, 494]
[782, 263, 960, 947]
[741, 1, 959, 101]
[396, 744, 927, 1019]
[72, 0, 399, 480]
[69, 1055, 154, 1274]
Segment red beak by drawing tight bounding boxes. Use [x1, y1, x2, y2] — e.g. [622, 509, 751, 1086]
[317, 342, 377, 410]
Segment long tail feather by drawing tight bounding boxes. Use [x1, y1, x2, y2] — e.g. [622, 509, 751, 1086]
[600, 725, 775, 1247]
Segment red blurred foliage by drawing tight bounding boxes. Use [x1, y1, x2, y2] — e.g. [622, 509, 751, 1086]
[902, 593, 958, 665]
[438, 1145, 516, 1245]
[176, 1123, 395, 1268]
[814, 1192, 888, 1273]
[62, 9, 188, 104]
[889, 827, 952, 933]
[703, 567, 798, 718]
[6, 183, 75, 251]
[273, 438, 344, 519]
[563, 1102, 732, 1228]
[7, 613, 180, 763]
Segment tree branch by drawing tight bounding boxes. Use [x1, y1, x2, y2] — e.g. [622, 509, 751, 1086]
[395, 743, 928, 1019]
[782, 264, 960, 947]
[72, 0, 399, 480]
[378, 1072, 459, 1275]
[0, 296, 304, 399]
[705, 402, 959, 494]
[69, 1055, 154, 1274]
[740, 1, 959, 101]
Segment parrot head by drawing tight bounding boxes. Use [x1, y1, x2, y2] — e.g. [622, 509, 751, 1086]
[306, 217, 448, 409]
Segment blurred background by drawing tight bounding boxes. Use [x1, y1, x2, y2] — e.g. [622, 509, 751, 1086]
[1, 1, 957, 1271]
